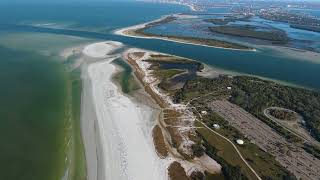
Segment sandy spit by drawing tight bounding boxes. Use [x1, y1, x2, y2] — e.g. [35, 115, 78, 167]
[113, 16, 256, 52]
[80, 41, 169, 180]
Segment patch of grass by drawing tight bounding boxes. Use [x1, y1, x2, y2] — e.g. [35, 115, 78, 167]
[196, 121, 258, 180]
[205, 172, 225, 180]
[237, 143, 295, 180]
[149, 54, 195, 63]
[152, 125, 169, 158]
[168, 161, 190, 180]
[152, 69, 185, 80]
[192, 100, 295, 179]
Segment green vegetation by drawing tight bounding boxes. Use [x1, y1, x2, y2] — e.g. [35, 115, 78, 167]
[173, 76, 233, 103]
[153, 34, 252, 50]
[146, 54, 204, 71]
[146, 16, 177, 28]
[144, 54, 203, 93]
[205, 172, 225, 180]
[131, 15, 255, 50]
[302, 143, 320, 159]
[209, 25, 289, 44]
[196, 109, 295, 180]
[197, 122, 253, 180]
[229, 76, 320, 142]
[259, 11, 320, 30]
[134, 22, 253, 50]
[172, 76, 301, 179]
[152, 69, 185, 80]
[148, 53, 305, 179]
[174, 76, 306, 143]
[204, 15, 251, 25]
[268, 109, 297, 121]
[112, 59, 140, 94]
[174, 75, 320, 159]
[204, 18, 235, 25]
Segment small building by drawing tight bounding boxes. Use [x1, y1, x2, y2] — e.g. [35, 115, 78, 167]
[201, 111, 207, 115]
[227, 86, 232, 90]
[213, 124, 220, 129]
[236, 139, 244, 145]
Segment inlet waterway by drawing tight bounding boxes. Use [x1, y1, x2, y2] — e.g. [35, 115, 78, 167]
[1, 2, 319, 89]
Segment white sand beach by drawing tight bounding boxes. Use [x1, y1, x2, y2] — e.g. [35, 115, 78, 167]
[83, 41, 123, 58]
[81, 41, 168, 180]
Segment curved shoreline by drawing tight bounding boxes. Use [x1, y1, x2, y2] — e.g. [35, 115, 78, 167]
[80, 41, 168, 180]
[123, 48, 223, 177]
[113, 15, 257, 52]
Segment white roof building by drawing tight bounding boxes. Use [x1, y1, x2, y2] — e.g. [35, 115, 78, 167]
[213, 124, 220, 129]
[201, 111, 207, 115]
[236, 139, 244, 145]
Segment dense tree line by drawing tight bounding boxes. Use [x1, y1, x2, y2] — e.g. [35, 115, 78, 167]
[230, 76, 320, 142]
[174, 75, 320, 142]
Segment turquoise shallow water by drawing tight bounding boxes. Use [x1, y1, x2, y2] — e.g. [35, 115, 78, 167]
[0, 2, 188, 180]
[145, 15, 320, 52]
[1, 2, 319, 89]
[0, 46, 68, 180]
[0, 2, 319, 180]
[4, 25, 319, 89]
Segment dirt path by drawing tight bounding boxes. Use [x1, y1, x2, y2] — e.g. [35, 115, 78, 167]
[263, 107, 320, 148]
[210, 100, 320, 180]
[190, 103, 262, 180]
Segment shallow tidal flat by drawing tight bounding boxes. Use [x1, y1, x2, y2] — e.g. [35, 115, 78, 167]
[0, 46, 69, 180]
[0, 32, 89, 180]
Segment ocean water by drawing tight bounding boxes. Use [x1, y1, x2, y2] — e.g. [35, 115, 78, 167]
[0, 2, 320, 180]
[0, 2, 189, 31]
[0, 2, 188, 180]
[0, 46, 69, 180]
[145, 15, 320, 52]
